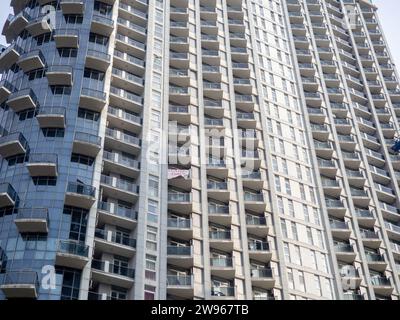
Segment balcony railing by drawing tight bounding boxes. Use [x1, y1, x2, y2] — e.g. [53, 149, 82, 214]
[95, 228, 136, 248]
[57, 239, 89, 257]
[91, 259, 135, 278]
[98, 201, 137, 221]
[167, 275, 192, 286]
[66, 181, 96, 198]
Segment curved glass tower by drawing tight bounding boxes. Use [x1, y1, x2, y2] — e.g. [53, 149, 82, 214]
[0, 0, 399, 301]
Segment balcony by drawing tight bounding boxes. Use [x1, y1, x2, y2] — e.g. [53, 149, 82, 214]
[207, 181, 230, 202]
[246, 214, 268, 237]
[72, 132, 102, 158]
[53, 29, 79, 48]
[371, 276, 393, 296]
[0, 271, 39, 299]
[211, 286, 235, 299]
[91, 259, 134, 289]
[91, 15, 114, 37]
[329, 219, 351, 240]
[0, 132, 28, 159]
[334, 244, 356, 263]
[210, 257, 235, 278]
[232, 63, 250, 78]
[248, 241, 271, 262]
[170, 69, 190, 87]
[46, 65, 73, 86]
[365, 252, 387, 272]
[64, 181, 96, 210]
[100, 175, 139, 203]
[251, 268, 275, 289]
[167, 275, 194, 299]
[339, 265, 362, 289]
[97, 201, 137, 230]
[17, 50, 45, 73]
[168, 192, 192, 214]
[380, 202, 400, 221]
[343, 292, 364, 300]
[167, 217, 193, 240]
[26, 153, 57, 177]
[208, 204, 231, 226]
[109, 86, 143, 113]
[36, 106, 66, 128]
[7, 88, 38, 112]
[242, 170, 263, 189]
[0, 183, 18, 208]
[78, 88, 107, 112]
[209, 230, 233, 251]
[60, 0, 85, 14]
[244, 192, 265, 213]
[350, 188, 370, 207]
[167, 245, 193, 268]
[385, 221, 400, 241]
[169, 105, 192, 124]
[86, 49, 111, 72]
[360, 229, 381, 249]
[102, 151, 140, 180]
[55, 240, 89, 269]
[170, 36, 189, 51]
[355, 209, 376, 228]
[94, 229, 136, 258]
[0, 80, 15, 104]
[0, 43, 24, 72]
[112, 68, 144, 93]
[105, 128, 141, 155]
[3, 12, 30, 43]
[14, 208, 48, 234]
[26, 14, 53, 37]
[313, 140, 333, 158]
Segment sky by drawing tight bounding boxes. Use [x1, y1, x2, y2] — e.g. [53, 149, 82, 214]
[0, 1, 398, 68]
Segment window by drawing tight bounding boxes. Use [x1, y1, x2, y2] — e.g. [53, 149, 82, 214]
[18, 109, 36, 121]
[277, 196, 284, 214]
[281, 219, 288, 238]
[147, 199, 159, 223]
[57, 268, 81, 300]
[294, 245, 301, 265]
[42, 128, 65, 137]
[63, 206, 88, 242]
[32, 177, 57, 186]
[84, 68, 105, 81]
[310, 250, 317, 269]
[291, 221, 298, 241]
[64, 14, 83, 24]
[288, 200, 294, 217]
[51, 86, 71, 95]
[146, 226, 158, 251]
[314, 275, 321, 296]
[145, 285, 156, 300]
[78, 108, 100, 121]
[285, 178, 291, 195]
[145, 254, 157, 280]
[307, 227, 314, 245]
[284, 242, 290, 262]
[148, 175, 159, 197]
[287, 268, 294, 289]
[28, 69, 45, 80]
[298, 271, 305, 292]
[303, 205, 310, 222]
[71, 153, 95, 166]
[58, 48, 78, 58]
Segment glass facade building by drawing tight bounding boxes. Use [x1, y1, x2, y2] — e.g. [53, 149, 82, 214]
[0, 0, 398, 300]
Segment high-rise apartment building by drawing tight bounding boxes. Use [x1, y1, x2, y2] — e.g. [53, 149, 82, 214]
[0, 0, 398, 301]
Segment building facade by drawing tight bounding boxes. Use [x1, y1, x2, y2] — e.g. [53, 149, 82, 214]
[0, 0, 398, 300]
